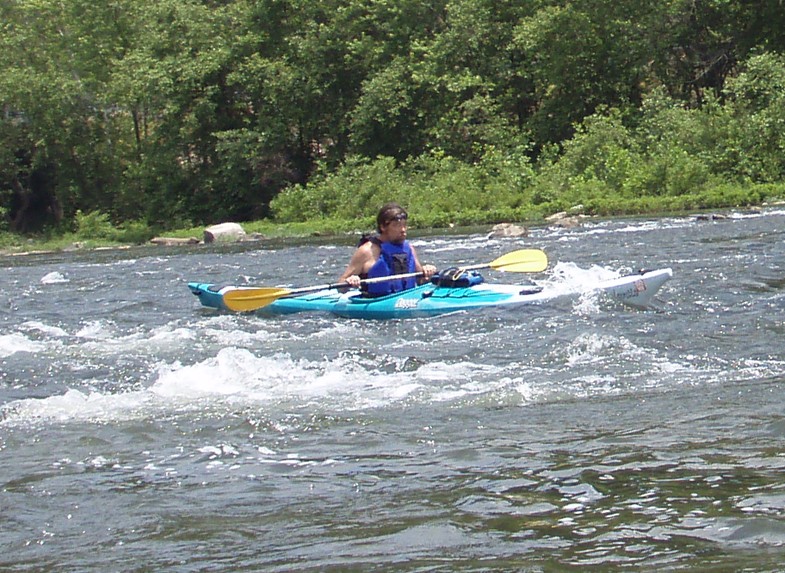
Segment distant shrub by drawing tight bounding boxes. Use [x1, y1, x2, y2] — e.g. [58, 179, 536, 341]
[75, 210, 116, 240]
[271, 146, 537, 227]
[268, 60, 785, 231]
[116, 220, 155, 244]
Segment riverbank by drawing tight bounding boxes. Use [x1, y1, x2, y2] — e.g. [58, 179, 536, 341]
[2, 199, 783, 259]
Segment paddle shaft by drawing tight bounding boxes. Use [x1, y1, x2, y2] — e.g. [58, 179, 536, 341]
[285, 259, 505, 295]
[287, 272, 426, 296]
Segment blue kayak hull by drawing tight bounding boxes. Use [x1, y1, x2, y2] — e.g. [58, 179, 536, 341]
[188, 268, 672, 319]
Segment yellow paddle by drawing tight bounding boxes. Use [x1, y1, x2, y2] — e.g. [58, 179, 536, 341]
[223, 248, 548, 312]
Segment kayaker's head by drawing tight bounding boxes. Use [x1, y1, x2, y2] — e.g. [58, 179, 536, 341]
[376, 202, 408, 244]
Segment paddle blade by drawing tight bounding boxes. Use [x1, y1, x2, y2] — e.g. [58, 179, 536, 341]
[488, 249, 548, 273]
[223, 287, 293, 312]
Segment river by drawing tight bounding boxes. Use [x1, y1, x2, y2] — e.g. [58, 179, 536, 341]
[1, 208, 784, 571]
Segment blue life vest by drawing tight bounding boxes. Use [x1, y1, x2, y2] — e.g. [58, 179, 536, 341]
[364, 240, 417, 296]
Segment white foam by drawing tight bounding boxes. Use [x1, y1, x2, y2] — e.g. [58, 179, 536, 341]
[75, 320, 115, 340]
[199, 347, 421, 408]
[2, 309, 754, 427]
[40, 271, 68, 284]
[20, 321, 69, 337]
[560, 332, 676, 371]
[423, 362, 508, 402]
[573, 291, 603, 315]
[198, 444, 239, 458]
[727, 207, 785, 220]
[0, 347, 429, 425]
[549, 261, 621, 284]
[526, 261, 623, 304]
[77, 324, 200, 355]
[2, 387, 149, 423]
[198, 326, 275, 346]
[0, 333, 47, 358]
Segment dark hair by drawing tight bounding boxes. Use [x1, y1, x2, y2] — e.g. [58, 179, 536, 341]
[376, 202, 408, 232]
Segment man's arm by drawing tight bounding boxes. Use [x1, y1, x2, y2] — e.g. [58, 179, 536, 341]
[338, 243, 375, 287]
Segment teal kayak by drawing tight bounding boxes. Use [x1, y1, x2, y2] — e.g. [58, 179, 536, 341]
[188, 268, 672, 319]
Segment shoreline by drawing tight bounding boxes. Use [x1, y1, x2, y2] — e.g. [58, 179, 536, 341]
[2, 203, 782, 259]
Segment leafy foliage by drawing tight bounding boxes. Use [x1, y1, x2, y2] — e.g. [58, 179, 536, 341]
[0, 0, 784, 242]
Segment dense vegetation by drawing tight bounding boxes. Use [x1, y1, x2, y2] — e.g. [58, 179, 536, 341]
[2, 0, 785, 244]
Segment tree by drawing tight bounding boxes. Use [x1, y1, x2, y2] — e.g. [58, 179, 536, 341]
[0, 0, 140, 231]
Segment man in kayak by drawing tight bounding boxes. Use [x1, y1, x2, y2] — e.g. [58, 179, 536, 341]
[339, 202, 437, 296]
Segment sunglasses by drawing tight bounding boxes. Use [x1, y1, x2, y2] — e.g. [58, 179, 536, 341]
[387, 213, 408, 223]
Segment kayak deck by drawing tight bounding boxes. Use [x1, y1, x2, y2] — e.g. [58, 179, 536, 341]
[188, 268, 672, 319]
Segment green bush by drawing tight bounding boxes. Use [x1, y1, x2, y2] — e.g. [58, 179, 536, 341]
[71, 211, 154, 244]
[266, 65, 785, 233]
[270, 156, 411, 223]
[116, 220, 155, 244]
[270, 146, 538, 227]
[74, 210, 116, 240]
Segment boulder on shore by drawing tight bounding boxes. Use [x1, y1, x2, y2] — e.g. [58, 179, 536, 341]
[546, 211, 582, 229]
[487, 222, 529, 239]
[203, 222, 246, 243]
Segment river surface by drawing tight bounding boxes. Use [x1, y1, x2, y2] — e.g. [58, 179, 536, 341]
[1, 208, 784, 571]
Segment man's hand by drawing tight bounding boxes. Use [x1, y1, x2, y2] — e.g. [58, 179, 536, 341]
[421, 264, 437, 279]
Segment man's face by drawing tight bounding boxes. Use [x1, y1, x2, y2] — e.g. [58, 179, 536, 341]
[381, 213, 408, 244]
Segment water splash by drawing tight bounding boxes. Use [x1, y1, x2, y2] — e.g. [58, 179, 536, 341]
[40, 271, 69, 284]
[0, 333, 47, 358]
